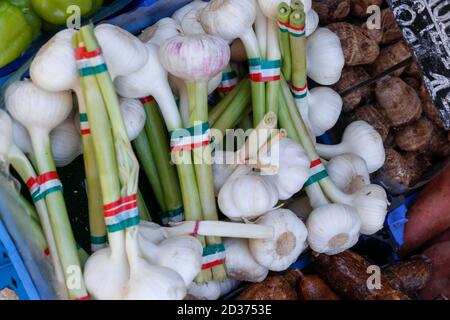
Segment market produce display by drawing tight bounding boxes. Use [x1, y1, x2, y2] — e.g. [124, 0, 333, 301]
[0, 0, 448, 301]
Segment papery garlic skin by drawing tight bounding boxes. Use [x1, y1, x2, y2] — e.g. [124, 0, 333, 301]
[119, 98, 147, 141]
[173, 0, 207, 25]
[263, 138, 310, 200]
[139, 18, 182, 46]
[258, 0, 311, 19]
[186, 281, 221, 300]
[326, 154, 370, 193]
[307, 204, 361, 255]
[219, 278, 241, 297]
[181, 2, 207, 35]
[223, 238, 269, 283]
[308, 87, 342, 137]
[218, 166, 279, 221]
[159, 34, 230, 81]
[249, 209, 308, 271]
[11, 118, 32, 155]
[212, 150, 237, 196]
[307, 28, 345, 85]
[317, 121, 385, 173]
[5, 80, 72, 133]
[305, 9, 319, 37]
[95, 24, 148, 78]
[50, 113, 83, 167]
[0, 110, 13, 162]
[352, 184, 388, 235]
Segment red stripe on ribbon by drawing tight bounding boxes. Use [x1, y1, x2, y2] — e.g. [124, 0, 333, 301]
[310, 159, 322, 168]
[140, 96, 155, 104]
[278, 20, 305, 31]
[170, 140, 210, 153]
[202, 259, 225, 270]
[103, 194, 137, 211]
[26, 177, 38, 189]
[248, 74, 281, 82]
[44, 248, 50, 256]
[74, 47, 102, 60]
[73, 296, 90, 300]
[291, 83, 307, 92]
[37, 171, 60, 185]
[80, 129, 91, 135]
[217, 86, 235, 94]
[104, 202, 138, 217]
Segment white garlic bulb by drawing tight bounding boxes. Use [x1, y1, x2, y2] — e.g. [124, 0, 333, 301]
[307, 204, 361, 255]
[186, 281, 221, 300]
[119, 98, 147, 141]
[212, 150, 238, 196]
[181, 2, 207, 35]
[305, 9, 319, 37]
[249, 209, 308, 271]
[49, 113, 83, 167]
[218, 165, 279, 221]
[326, 154, 370, 193]
[307, 28, 345, 85]
[173, 0, 207, 25]
[139, 18, 182, 46]
[11, 118, 32, 155]
[0, 110, 13, 163]
[308, 87, 342, 137]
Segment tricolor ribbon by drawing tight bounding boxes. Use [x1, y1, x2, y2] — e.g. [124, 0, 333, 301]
[75, 47, 108, 77]
[104, 194, 140, 233]
[304, 159, 329, 187]
[277, 20, 306, 37]
[290, 83, 308, 100]
[90, 235, 108, 252]
[248, 58, 281, 82]
[170, 122, 211, 153]
[79, 113, 91, 135]
[217, 71, 238, 94]
[27, 172, 63, 203]
[201, 244, 226, 270]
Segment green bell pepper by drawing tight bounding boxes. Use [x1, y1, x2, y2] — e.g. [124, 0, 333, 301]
[7, 0, 42, 38]
[30, 0, 92, 25]
[0, 1, 32, 68]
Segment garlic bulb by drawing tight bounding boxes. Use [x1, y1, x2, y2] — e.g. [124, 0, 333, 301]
[49, 113, 83, 167]
[223, 238, 268, 283]
[258, 0, 312, 19]
[11, 118, 32, 155]
[173, 0, 207, 24]
[306, 204, 361, 255]
[218, 165, 279, 221]
[186, 281, 221, 300]
[326, 154, 370, 193]
[6, 80, 72, 135]
[139, 18, 182, 46]
[212, 150, 238, 196]
[137, 232, 203, 286]
[307, 28, 345, 85]
[123, 227, 186, 300]
[181, 2, 207, 35]
[308, 87, 342, 137]
[0, 110, 13, 163]
[305, 9, 319, 37]
[219, 278, 241, 297]
[263, 138, 310, 200]
[316, 121, 385, 173]
[119, 98, 147, 141]
[94, 24, 148, 79]
[159, 34, 230, 81]
[249, 208, 308, 271]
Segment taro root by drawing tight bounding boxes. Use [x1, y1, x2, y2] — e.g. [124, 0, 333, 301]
[419, 82, 445, 129]
[402, 77, 421, 90]
[361, 8, 402, 45]
[312, 0, 350, 23]
[428, 127, 450, 158]
[313, 250, 410, 300]
[383, 149, 430, 187]
[327, 22, 380, 66]
[403, 61, 423, 79]
[420, 241, 450, 300]
[383, 257, 432, 295]
[376, 77, 422, 126]
[350, 0, 384, 18]
[335, 66, 372, 112]
[395, 117, 434, 152]
[384, 131, 397, 149]
[237, 274, 297, 300]
[370, 41, 412, 77]
[353, 103, 390, 141]
[297, 273, 340, 300]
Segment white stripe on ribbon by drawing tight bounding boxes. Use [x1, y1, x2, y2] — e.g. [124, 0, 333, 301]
[104, 207, 139, 225]
[202, 251, 226, 265]
[39, 179, 63, 193]
[76, 55, 106, 69]
[170, 130, 211, 148]
[220, 78, 238, 88]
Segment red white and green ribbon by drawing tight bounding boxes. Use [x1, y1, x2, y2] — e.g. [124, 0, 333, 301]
[75, 47, 108, 77]
[248, 58, 281, 82]
[160, 207, 184, 226]
[201, 244, 226, 270]
[290, 83, 308, 100]
[170, 122, 211, 153]
[26, 172, 63, 203]
[103, 194, 140, 233]
[217, 70, 238, 94]
[277, 20, 305, 37]
[79, 113, 91, 135]
[304, 159, 329, 187]
[90, 235, 108, 252]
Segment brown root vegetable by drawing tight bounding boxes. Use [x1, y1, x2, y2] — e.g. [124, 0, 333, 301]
[428, 127, 450, 157]
[353, 103, 390, 141]
[383, 257, 432, 295]
[230, 38, 247, 62]
[327, 22, 380, 66]
[313, 250, 410, 300]
[395, 117, 434, 152]
[426, 229, 450, 248]
[312, 0, 350, 23]
[400, 165, 450, 255]
[402, 77, 421, 90]
[403, 61, 423, 79]
[382, 149, 430, 187]
[361, 8, 402, 45]
[419, 83, 445, 129]
[335, 66, 372, 112]
[237, 275, 297, 300]
[384, 131, 397, 148]
[350, 0, 384, 17]
[420, 241, 450, 300]
[370, 41, 412, 77]
[298, 274, 340, 300]
[376, 77, 422, 126]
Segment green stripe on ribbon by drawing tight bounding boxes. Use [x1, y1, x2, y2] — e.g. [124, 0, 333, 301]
[107, 216, 140, 233]
[303, 171, 329, 188]
[79, 113, 88, 122]
[78, 64, 108, 77]
[248, 58, 261, 66]
[203, 244, 225, 256]
[290, 32, 305, 38]
[166, 207, 184, 218]
[91, 235, 108, 245]
[170, 122, 209, 138]
[33, 186, 63, 202]
[293, 92, 308, 99]
[261, 59, 281, 69]
[222, 71, 237, 81]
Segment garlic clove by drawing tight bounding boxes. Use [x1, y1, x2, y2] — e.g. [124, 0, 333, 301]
[326, 154, 370, 193]
[119, 98, 147, 141]
[249, 209, 308, 271]
[308, 87, 342, 137]
[306, 204, 361, 255]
